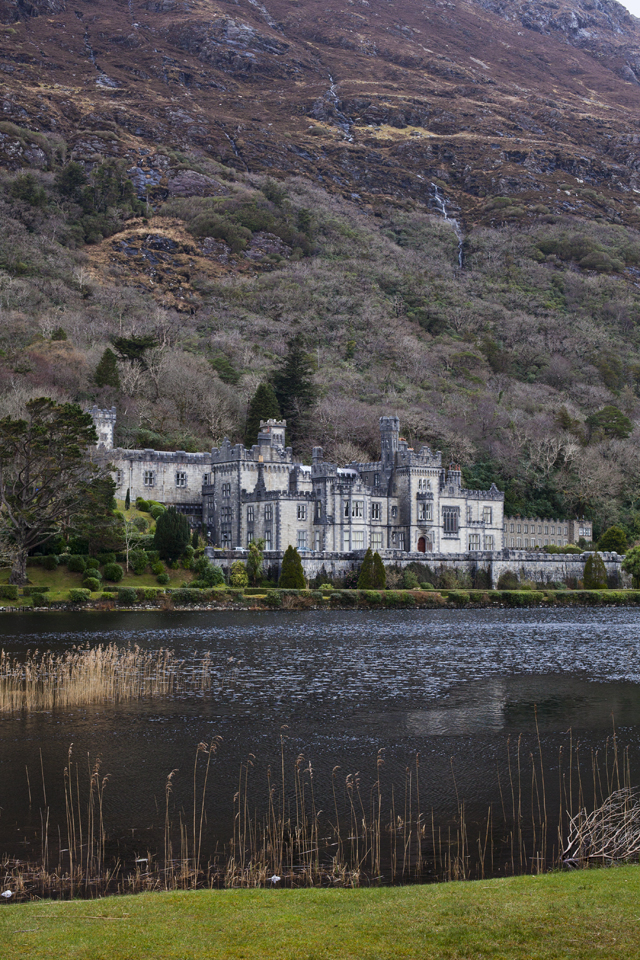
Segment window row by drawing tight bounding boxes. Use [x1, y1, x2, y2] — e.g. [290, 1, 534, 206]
[509, 537, 568, 548]
[506, 522, 568, 536]
[133, 470, 190, 488]
[469, 535, 494, 551]
[245, 505, 274, 522]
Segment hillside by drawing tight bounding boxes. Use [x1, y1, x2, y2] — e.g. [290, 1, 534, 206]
[2, 0, 640, 537]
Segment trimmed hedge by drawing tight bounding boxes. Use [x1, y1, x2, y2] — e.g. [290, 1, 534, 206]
[67, 555, 87, 573]
[0, 585, 19, 600]
[68, 588, 91, 603]
[83, 577, 101, 592]
[117, 587, 138, 605]
[22, 586, 50, 596]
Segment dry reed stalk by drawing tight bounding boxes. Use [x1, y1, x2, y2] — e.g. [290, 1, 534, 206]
[0, 644, 219, 713]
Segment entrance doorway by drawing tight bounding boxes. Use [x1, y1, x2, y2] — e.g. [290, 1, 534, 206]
[418, 536, 426, 553]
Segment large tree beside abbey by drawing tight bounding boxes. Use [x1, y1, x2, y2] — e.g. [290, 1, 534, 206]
[0, 399, 111, 584]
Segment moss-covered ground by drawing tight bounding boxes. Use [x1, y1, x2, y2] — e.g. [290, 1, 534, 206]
[0, 866, 638, 959]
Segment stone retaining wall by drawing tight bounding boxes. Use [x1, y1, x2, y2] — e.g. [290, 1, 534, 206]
[206, 548, 627, 588]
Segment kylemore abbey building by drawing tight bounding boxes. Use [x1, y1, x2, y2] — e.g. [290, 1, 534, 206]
[90, 408, 507, 557]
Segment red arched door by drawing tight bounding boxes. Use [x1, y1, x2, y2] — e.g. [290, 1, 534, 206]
[417, 536, 426, 553]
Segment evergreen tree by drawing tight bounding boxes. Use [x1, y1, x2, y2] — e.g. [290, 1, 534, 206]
[230, 560, 249, 588]
[372, 552, 386, 589]
[272, 335, 316, 449]
[124, 488, 130, 511]
[95, 348, 121, 389]
[598, 525, 627, 553]
[153, 506, 190, 562]
[244, 384, 280, 447]
[246, 538, 265, 586]
[357, 548, 374, 588]
[583, 552, 608, 589]
[279, 545, 306, 588]
[191, 528, 199, 550]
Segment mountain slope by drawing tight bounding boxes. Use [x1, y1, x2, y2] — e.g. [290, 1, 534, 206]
[1, 0, 640, 226]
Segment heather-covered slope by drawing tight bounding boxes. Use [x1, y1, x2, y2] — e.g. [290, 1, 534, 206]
[2, 0, 640, 537]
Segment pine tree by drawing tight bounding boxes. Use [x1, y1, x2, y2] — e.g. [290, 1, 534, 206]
[279, 545, 306, 588]
[357, 548, 374, 588]
[95, 348, 121, 389]
[244, 384, 281, 447]
[372, 552, 386, 589]
[272, 335, 316, 450]
[191, 528, 199, 550]
[153, 506, 190, 562]
[583, 552, 608, 589]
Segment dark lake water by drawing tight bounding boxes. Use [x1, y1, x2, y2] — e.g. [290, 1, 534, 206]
[1, 608, 640, 880]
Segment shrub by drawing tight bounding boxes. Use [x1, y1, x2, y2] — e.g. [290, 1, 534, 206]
[448, 590, 470, 605]
[130, 550, 148, 575]
[154, 506, 190, 562]
[181, 545, 195, 569]
[67, 555, 87, 573]
[170, 588, 204, 605]
[103, 562, 124, 582]
[117, 587, 138, 605]
[85, 557, 100, 570]
[584, 553, 608, 589]
[100, 591, 117, 600]
[320, 583, 334, 591]
[497, 570, 519, 590]
[68, 588, 91, 603]
[420, 582, 435, 590]
[230, 560, 249, 589]
[136, 499, 150, 512]
[83, 577, 101, 592]
[22, 586, 49, 596]
[191, 556, 225, 586]
[622, 545, 640, 585]
[157, 572, 170, 585]
[0, 585, 18, 600]
[41, 555, 59, 570]
[149, 504, 165, 520]
[402, 569, 420, 590]
[279, 545, 306, 588]
[151, 561, 165, 575]
[98, 552, 117, 566]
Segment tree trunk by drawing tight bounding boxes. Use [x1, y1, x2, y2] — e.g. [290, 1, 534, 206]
[9, 552, 28, 585]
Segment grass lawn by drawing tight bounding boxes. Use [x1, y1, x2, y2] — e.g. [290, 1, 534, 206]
[0, 867, 639, 959]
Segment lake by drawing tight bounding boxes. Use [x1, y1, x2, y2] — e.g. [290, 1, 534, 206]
[1, 607, 639, 886]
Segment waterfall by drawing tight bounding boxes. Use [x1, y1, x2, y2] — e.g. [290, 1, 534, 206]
[431, 183, 464, 269]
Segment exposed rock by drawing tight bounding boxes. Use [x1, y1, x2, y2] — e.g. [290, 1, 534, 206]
[243, 231, 292, 261]
[167, 170, 228, 197]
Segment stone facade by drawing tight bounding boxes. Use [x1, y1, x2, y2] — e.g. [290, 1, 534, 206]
[504, 516, 593, 548]
[201, 416, 505, 556]
[95, 410, 505, 553]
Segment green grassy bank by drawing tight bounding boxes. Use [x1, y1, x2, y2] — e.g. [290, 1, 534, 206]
[1, 582, 640, 611]
[1, 867, 638, 959]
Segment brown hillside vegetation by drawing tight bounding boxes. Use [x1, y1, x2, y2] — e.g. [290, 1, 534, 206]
[2, 1, 640, 535]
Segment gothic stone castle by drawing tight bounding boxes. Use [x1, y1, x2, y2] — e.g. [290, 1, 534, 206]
[90, 407, 505, 558]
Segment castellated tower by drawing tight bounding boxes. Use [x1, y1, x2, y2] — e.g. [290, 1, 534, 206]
[87, 405, 116, 450]
[379, 415, 400, 470]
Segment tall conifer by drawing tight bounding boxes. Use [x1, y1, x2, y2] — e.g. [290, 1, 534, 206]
[279, 545, 306, 588]
[94, 348, 121, 389]
[272, 335, 316, 450]
[244, 383, 280, 447]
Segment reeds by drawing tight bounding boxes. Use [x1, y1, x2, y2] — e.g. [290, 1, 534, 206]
[0, 644, 216, 712]
[2, 727, 638, 901]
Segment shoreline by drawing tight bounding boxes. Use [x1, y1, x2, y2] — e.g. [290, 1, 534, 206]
[2, 586, 640, 613]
